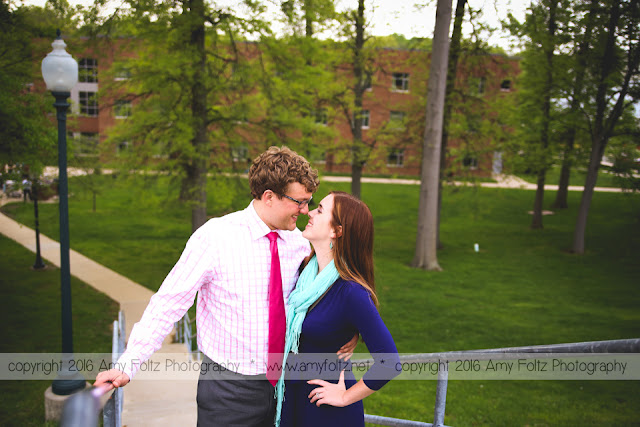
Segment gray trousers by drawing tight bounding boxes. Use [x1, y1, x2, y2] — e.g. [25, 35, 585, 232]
[196, 355, 276, 427]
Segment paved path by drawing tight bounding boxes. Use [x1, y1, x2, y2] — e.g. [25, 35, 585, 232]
[0, 197, 198, 426]
[323, 173, 626, 192]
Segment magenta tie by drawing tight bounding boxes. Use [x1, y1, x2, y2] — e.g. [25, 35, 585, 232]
[266, 231, 285, 386]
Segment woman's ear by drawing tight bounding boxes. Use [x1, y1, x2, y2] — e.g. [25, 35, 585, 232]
[333, 225, 343, 238]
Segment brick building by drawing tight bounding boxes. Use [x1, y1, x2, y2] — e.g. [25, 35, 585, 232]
[37, 37, 519, 177]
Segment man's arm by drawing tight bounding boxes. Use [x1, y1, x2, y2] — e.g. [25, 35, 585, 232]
[94, 225, 215, 386]
[337, 333, 359, 361]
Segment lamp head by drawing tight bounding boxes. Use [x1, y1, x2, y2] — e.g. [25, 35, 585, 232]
[41, 30, 78, 93]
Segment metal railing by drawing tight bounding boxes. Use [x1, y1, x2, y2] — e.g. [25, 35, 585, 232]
[362, 337, 639, 427]
[103, 310, 125, 426]
[61, 313, 638, 427]
[175, 312, 201, 360]
[60, 310, 125, 427]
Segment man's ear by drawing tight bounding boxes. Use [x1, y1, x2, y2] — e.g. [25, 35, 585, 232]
[261, 190, 274, 206]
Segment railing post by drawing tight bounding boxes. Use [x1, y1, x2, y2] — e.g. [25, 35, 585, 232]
[432, 367, 448, 427]
[103, 312, 125, 427]
[103, 392, 116, 427]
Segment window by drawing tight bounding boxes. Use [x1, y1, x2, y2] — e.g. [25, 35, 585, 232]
[463, 154, 478, 169]
[363, 76, 372, 91]
[79, 58, 98, 83]
[357, 110, 370, 128]
[79, 91, 98, 116]
[387, 149, 405, 167]
[114, 100, 132, 119]
[310, 150, 326, 164]
[117, 141, 130, 154]
[76, 133, 99, 155]
[389, 111, 406, 129]
[467, 116, 481, 133]
[391, 72, 410, 92]
[478, 77, 486, 94]
[114, 66, 131, 81]
[231, 145, 249, 162]
[500, 80, 512, 91]
[315, 109, 328, 125]
[469, 76, 486, 95]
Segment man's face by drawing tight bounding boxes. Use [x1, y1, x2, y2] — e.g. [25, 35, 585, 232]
[268, 182, 312, 231]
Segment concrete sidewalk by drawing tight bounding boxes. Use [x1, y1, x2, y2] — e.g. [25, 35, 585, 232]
[0, 203, 198, 426]
[323, 173, 626, 192]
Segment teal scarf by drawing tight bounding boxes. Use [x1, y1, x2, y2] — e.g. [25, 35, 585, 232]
[274, 255, 340, 427]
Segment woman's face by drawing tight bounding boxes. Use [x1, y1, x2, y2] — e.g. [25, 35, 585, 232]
[302, 193, 335, 245]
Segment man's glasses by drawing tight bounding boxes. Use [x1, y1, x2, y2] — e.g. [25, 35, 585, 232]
[278, 193, 313, 209]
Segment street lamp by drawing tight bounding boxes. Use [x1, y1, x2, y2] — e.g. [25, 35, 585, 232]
[32, 179, 46, 270]
[41, 30, 85, 396]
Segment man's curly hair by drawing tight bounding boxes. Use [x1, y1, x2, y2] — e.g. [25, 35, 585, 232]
[248, 146, 319, 199]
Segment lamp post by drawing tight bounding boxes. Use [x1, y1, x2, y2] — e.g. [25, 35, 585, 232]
[41, 30, 85, 396]
[32, 179, 46, 270]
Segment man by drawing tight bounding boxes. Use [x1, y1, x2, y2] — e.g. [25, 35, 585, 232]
[95, 146, 356, 426]
[22, 177, 31, 202]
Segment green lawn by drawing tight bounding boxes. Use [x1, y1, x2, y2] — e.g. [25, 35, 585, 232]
[2, 174, 639, 426]
[0, 235, 119, 427]
[516, 164, 632, 189]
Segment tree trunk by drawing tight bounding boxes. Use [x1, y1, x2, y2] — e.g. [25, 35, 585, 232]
[572, 0, 623, 254]
[351, 160, 362, 199]
[187, 0, 208, 233]
[530, 0, 557, 229]
[552, 0, 597, 209]
[350, 0, 366, 199]
[552, 149, 572, 209]
[572, 136, 603, 253]
[304, 0, 313, 37]
[411, 0, 452, 271]
[531, 172, 546, 228]
[437, 0, 466, 249]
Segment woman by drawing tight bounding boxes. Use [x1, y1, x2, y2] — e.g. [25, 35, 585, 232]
[275, 191, 400, 427]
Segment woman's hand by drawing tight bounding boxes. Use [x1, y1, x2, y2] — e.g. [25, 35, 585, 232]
[308, 370, 348, 407]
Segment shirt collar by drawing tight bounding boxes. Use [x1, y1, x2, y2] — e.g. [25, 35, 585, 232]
[246, 200, 279, 241]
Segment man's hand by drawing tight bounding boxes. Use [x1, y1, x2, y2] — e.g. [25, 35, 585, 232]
[337, 333, 359, 361]
[94, 369, 130, 391]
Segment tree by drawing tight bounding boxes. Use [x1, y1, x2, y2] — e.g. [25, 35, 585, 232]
[530, 0, 559, 229]
[93, 0, 268, 232]
[412, 0, 453, 271]
[507, 0, 567, 229]
[437, 0, 466, 248]
[321, 0, 375, 199]
[572, 0, 640, 253]
[0, 1, 56, 177]
[257, 0, 339, 162]
[551, 0, 597, 209]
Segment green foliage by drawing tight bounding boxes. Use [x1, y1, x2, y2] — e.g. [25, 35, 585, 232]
[0, 1, 57, 176]
[504, 0, 640, 180]
[372, 34, 432, 51]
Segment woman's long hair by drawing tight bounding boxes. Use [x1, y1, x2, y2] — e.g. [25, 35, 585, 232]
[330, 191, 378, 306]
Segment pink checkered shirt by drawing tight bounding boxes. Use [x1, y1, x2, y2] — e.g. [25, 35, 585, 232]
[117, 201, 311, 378]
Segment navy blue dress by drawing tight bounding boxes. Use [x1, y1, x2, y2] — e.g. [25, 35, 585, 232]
[280, 279, 400, 427]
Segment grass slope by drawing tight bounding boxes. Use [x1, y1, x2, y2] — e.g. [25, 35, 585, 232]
[2, 175, 639, 425]
[0, 235, 119, 426]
